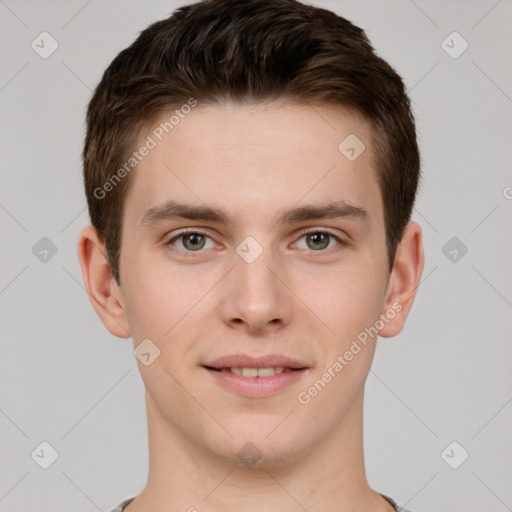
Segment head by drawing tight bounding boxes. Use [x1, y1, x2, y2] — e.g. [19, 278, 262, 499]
[79, 0, 423, 468]
[83, 0, 420, 286]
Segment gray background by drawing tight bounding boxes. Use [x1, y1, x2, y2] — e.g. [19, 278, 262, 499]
[1, 0, 511, 510]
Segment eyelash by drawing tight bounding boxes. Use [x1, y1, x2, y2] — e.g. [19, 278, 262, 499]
[165, 228, 346, 256]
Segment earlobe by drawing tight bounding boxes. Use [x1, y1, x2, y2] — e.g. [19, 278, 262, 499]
[378, 222, 424, 338]
[77, 225, 131, 338]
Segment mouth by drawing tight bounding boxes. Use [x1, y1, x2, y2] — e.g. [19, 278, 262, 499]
[204, 366, 303, 377]
[202, 354, 309, 397]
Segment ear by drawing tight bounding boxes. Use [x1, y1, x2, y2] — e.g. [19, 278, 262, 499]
[378, 222, 424, 338]
[77, 225, 131, 338]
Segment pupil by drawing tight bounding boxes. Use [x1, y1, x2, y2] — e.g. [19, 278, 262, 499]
[185, 233, 205, 250]
[308, 233, 329, 250]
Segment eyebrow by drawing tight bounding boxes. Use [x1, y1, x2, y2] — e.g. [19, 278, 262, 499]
[139, 199, 370, 228]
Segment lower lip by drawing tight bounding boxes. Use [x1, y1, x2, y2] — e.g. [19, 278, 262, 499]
[203, 367, 307, 397]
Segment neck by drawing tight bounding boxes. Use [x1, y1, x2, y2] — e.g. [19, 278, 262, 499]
[127, 389, 392, 512]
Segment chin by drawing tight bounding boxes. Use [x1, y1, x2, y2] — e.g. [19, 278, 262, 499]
[209, 422, 307, 469]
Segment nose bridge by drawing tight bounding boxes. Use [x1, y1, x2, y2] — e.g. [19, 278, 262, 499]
[235, 234, 281, 306]
[217, 234, 291, 332]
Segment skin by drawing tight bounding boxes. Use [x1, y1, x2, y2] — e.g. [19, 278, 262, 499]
[78, 101, 424, 512]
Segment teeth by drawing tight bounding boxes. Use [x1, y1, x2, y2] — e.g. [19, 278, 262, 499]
[242, 367, 258, 377]
[230, 367, 285, 377]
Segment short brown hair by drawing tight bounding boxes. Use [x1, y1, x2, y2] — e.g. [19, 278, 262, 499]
[83, 0, 420, 285]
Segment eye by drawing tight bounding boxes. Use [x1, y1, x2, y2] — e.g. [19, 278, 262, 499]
[293, 230, 343, 252]
[167, 230, 216, 252]
[165, 229, 345, 255]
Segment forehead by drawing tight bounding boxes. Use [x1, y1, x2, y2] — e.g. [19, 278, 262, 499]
[122, 101, 383, 229]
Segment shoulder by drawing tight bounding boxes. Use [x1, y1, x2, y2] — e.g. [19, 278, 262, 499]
[380, 493, 415, 512]
[108, 496, 136, 512]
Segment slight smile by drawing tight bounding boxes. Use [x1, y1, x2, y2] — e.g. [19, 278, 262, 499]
[203, 354, 310, 397]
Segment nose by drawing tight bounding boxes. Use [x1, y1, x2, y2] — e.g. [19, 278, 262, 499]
[216, 242, 293, 336]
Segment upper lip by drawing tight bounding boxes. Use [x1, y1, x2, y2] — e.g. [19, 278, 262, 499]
[203, 354, 308, 369]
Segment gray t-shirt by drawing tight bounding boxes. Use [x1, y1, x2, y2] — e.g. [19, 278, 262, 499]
[109, 493, 414, 511]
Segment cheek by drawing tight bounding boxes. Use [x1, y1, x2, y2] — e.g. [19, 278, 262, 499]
[120, 254, 220, 370]
[295, 263, 386, 346]
[294, 269, 384, 426]
[126, 281, 193, 342]
[120, 250, 192, 341]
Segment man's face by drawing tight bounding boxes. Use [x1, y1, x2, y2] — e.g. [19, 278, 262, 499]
[117, 102, 393, 466]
